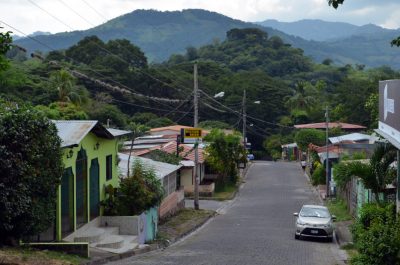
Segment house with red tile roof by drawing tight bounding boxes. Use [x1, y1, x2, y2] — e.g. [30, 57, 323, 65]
[294, 122, 366, 131]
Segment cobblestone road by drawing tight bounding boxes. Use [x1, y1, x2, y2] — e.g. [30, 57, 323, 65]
[109, 161, 345, 265]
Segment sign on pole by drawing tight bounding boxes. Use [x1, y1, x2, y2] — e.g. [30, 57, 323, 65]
[180, 128, 202, 144]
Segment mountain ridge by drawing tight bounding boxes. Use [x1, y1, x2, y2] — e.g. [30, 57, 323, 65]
[13, 9, 400, 68]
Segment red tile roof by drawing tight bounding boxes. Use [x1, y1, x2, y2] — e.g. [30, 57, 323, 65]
[161, 141, 205, 163]
[295, 122, 366, 130]
[133, 140, 205, 164]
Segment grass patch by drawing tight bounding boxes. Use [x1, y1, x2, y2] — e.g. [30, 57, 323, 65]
[0, 247, 86, 265]
[326, 198, 353, 222]
[157, 208, 215, 242]
[340, 243, 358, 263]
[212, 181, 238, 200]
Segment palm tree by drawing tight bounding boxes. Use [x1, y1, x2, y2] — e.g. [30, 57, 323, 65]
[284, 81, 316, 112]
[334, 143, 397, 203]
[51, 69, 81, 105]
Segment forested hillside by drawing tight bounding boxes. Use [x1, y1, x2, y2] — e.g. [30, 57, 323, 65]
[3, 27, 400, 153]
[13, 9, 400, 68]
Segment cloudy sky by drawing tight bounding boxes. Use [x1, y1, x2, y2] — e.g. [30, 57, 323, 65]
[1, 0, 400, 35]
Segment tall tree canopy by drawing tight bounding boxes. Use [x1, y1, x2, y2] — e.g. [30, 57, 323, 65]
[0, 100, 64, 245]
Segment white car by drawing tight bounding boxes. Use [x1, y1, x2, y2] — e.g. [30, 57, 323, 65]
[294, 205, 336, 242]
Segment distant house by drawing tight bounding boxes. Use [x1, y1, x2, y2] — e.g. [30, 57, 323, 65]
[294, 122, 366, 132]
[149, 125, 209, 137]
[118, 154, 184, 219]
[32, 120, 131, 242]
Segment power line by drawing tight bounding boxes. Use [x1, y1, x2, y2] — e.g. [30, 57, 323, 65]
[110, 98, 193, 114]
[199, 89, 294, 129]
[26, 0, 193, 96]
[77, 0, 195, 95]
[1, 20, 186, 104]
[80, 0, 109, 22]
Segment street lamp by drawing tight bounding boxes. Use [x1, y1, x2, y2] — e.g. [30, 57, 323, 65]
[214, 91, 225, 98]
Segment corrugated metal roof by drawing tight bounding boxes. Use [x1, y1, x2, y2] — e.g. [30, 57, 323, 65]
[53, 120, 98, 148]
[180, 160, 195, 167]
[107, 128, 131, 137]
[118, 153, 181, 179]
[329, 133, 378, 144]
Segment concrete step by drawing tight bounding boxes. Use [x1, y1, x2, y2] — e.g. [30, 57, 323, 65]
[73, 226, 119, 243]
[94, 235, 139, 254]
[95, 235, 124, 249]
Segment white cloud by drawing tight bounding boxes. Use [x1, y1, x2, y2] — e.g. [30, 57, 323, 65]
[380, 10, 400, 29]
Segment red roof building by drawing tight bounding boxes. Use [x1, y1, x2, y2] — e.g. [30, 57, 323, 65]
[295, 122, 366, 131]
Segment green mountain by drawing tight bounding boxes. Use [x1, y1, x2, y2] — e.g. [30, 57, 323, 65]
[13, 9, 400, 68]
[257, 19, 359, 41]
[14, 9, 289, 62]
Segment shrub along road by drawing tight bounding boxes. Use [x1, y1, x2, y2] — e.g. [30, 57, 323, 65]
[108, 161, 346, 265]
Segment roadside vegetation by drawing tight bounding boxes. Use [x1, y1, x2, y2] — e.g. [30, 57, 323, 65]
[326, 199, 352, 222]
[157, 209, 215, 243]
[0, 247, 85, 265]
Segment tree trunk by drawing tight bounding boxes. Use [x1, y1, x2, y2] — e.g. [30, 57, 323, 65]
[127, 133, 135, 177]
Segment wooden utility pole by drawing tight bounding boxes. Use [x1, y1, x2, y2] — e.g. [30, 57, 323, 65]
[194, 62, 200, 210]
[325, 106, 330, 197]
[243, 90, 247, 149]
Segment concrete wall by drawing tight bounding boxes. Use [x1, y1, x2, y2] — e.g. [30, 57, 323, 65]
[159, 189, 185, 220]
[184, 182, 215, 197]
[145, 207, 158, 243]
[181, 167, 193, 190]
[100, 216, 139, 235]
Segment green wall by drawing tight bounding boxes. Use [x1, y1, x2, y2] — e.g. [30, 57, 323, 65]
[57, 132, 120, 240]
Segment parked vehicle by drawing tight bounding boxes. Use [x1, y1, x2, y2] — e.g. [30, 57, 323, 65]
[247, 154, 255, 160]
[293, 205, 336, 242]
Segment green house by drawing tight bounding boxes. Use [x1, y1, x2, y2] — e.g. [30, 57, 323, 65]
[32, 120, 130, 241]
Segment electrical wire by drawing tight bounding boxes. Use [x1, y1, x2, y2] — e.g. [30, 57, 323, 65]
[200, 89, 294, 129]
[25, 0, 193, 96]
[1, 20, 186, 104]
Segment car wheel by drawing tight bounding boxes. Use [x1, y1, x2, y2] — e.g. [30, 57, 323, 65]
[295, 234, 300, 240]
[326, 237, 333, 242]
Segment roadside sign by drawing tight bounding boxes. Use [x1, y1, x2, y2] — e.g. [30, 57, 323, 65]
[181, 128, 202, 144]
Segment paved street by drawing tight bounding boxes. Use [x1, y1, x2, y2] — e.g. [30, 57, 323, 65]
[109, 161, 345, 265]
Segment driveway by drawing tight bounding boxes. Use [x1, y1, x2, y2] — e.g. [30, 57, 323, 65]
[108, 161, 346, 265]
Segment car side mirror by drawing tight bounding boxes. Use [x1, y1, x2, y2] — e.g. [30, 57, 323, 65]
[332, 215, 337, 221]
[293, 212, 299, 217]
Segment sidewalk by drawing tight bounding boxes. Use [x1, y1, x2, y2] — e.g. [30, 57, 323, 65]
[303, 170, 353, 246]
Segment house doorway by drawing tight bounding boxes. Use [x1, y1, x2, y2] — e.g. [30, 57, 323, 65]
[90, 158, 100, 220]
[61, 167, 74, 237]
[76, 148, 88, 227]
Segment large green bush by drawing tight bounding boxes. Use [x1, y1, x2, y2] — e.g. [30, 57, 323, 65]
[351, 203, 400, 265]
[311, 163, 326, 185]
[0, 100, 64, 245]
[102, 159, 164, 216]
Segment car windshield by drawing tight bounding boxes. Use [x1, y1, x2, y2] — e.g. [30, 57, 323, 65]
[300, 207, 330, 218]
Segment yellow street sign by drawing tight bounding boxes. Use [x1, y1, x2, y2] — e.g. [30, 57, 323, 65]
[183, 128, 202, 138]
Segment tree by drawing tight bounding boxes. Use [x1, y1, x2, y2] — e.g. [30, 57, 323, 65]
[285, 81, 316, 112]
[333, 143, 397, 203]
[204, 129, 246, 184]
[126, 122, 150, 177]
[117, 159, 163, 216]
[294, 129, 325, 151]
[0, 28, 13, 72]
[329, 0, 400, 47]
[0, 100, 64, 245]
[50, 69, 82, 105]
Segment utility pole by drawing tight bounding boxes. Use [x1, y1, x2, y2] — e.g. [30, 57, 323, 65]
[325, 106, 330, 198]
[193, 62, 200, 210]
[242, 90, 247, 150]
